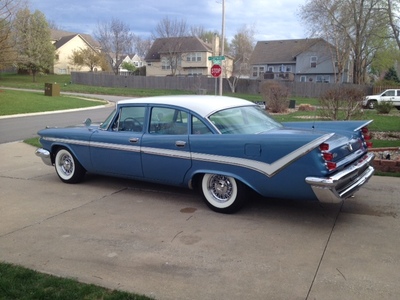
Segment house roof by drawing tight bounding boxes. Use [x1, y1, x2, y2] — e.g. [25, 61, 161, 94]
[249, 38, 325, 65]
[145, 36, 213, 61]
[50, 29, 100, 50]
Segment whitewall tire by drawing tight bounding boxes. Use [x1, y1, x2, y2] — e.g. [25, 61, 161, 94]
[201, 173, 246, 213]
[55, 148, 85, 183]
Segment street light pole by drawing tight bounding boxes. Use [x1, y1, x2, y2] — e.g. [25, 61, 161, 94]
[219, 0, 225, 96]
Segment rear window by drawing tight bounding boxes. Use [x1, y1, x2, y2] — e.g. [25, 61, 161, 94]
[208, 106, 282, 134]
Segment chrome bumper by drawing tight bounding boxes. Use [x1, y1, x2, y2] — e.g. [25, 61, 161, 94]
[35, 148, 53, 166]
[305, 152, 375, 204]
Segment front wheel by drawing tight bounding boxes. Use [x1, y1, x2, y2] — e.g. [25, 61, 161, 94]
[55, 148, 86, 183]
[201, 174, 247, 214]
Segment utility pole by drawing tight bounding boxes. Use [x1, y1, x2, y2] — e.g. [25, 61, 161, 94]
[219, 0, 225, 96]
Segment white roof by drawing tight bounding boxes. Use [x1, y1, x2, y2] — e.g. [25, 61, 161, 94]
[117, 95, 255, 117]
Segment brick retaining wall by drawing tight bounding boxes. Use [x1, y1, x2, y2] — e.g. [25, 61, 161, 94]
[370, 148, 400, 173]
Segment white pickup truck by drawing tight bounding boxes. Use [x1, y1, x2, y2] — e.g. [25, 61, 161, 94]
[362, 89, 400, 110]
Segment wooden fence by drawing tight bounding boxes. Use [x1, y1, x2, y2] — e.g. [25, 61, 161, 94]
[71, 72, 370, 98]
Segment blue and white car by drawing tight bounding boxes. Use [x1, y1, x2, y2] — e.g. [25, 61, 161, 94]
[36, 95, 375, 213]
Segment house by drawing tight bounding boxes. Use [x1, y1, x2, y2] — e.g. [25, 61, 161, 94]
[145, 36, 233, 78]
[116, 54, 145, 74]
[249, 38, 351, 83]
[51, 29, 101, 74]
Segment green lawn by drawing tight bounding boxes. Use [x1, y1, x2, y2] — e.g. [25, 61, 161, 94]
[0, 89, 106, 116]
[0, 262, 153, 300]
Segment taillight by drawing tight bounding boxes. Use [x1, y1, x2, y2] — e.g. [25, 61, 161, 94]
[319, 142, 337, 171]
[322, 152, 334, 161]
[361, 126, 372, 148]
[319, 143, 329, 151]
[361, 127, 369, 134]
[326, 161, 337, 171]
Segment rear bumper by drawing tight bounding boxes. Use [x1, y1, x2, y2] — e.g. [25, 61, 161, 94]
[305, 152, 375, 204]
[35, 148, 52, 166]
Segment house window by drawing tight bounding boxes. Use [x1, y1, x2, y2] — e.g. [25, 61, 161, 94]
[252, 66, 265, 77]
[187, 52, 202, 62]
[311, 56, 317, 68]
[252, 67, 258, 77]
[300, 76, 307, 82]
[188, 68, 203, 76]
[286, 66, 292, 72]
[279, 65, 286, 72]
[316, 75, 330, 83]
[268, 66, 274, 72]
[162, 58, 171, 70]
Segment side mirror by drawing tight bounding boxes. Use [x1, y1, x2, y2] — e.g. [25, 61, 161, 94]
[84, 118, 92, 127]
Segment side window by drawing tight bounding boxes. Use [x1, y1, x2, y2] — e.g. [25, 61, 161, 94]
[149, 107, 188, 135]
[386, 90, 395, 96]
[115, 106, 146, 132]
[192, 116, 212, 134]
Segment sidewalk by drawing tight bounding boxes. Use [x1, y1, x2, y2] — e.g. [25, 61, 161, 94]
[1, 142, 399, 300]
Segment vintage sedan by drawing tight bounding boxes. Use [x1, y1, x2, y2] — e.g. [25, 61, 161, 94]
[36, 95, 375, 213]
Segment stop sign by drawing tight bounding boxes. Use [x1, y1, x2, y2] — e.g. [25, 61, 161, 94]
[211, 64, 222, 78]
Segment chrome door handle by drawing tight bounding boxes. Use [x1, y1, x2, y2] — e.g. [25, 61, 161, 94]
[175, 141, 186, 147]
[129, 138, 139, 143]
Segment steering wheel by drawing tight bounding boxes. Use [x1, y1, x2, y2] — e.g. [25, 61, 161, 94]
[122, 117, 142, 131]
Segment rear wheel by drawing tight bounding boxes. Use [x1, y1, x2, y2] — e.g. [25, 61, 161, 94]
[55, 148, 86, 183]
[201, 173, 246, 213]
[367, 100, 377, 109]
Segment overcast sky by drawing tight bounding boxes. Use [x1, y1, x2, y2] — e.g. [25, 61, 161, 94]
[28, 0, 307, 42]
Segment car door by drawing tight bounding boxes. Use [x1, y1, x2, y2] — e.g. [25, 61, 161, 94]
[140, 106, 191, 185]
[89, 105, 146, 178]
[381, 90, 396, 104]
[395, 90, 400, 107]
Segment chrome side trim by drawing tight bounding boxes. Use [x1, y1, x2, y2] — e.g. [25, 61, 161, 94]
[39, 134, 334, 178]
[192, 133, 334, 177]
[35, 148, 52, 166]
[305, 152, 375, 203]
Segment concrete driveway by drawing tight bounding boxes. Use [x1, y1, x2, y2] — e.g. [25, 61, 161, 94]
[0, 142, 399, 300]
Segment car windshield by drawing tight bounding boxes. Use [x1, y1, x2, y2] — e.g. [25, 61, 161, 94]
[99, 109, 116, 130]
[208, 105, 282, 134]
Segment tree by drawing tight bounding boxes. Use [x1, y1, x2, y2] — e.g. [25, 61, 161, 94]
[0, 0, 24, 70]
[95, 18, 134, 75]
[369, 40, 400, 79]
[227, 25, 255, 92]
[152, 16, 189, 38]
[13, 8, 54, 81]
[120, 61, 136, 73]
[318, 86, 365, 120]
[384, 66, 400, 83]
[151, 16, 190, 76]
[132, 35, 151, 58]
[69, 47, 102, 71]
[386, 0, 400, 50]
[300, 0, 389, 84]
